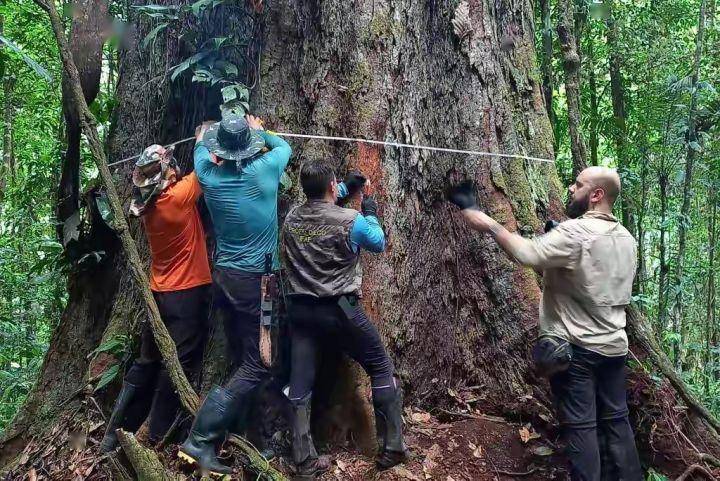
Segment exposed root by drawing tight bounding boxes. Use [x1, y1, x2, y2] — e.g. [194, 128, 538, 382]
[116, 430, 181, 480]
[675, 464, 716, 481]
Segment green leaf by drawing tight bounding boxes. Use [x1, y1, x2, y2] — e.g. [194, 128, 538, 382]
[0, 35, 53, 82]
[91, 335, 129, 357]
[141, 23, 169, 50]
[212, 37, 229, 50]
[532, 446, 554, 456]
[95, 364, 121, 392]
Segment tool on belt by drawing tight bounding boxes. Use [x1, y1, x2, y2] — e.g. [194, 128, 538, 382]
[260, 253, 277, 368]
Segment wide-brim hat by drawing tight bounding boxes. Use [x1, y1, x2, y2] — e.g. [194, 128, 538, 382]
[203, 114, 265, 161]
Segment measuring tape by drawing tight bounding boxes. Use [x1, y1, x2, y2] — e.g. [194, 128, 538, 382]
[107, 131, 555, 168]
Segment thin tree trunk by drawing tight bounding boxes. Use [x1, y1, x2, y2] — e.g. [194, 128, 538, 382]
[705, 183, 717, 393]
[635, 149, 649, 297]
[538, 0, 556, 147]
[607, 0, 632, 232]
[588, 34, 599, 167]
[672, 0, 707, 371]
[557, 0, 588, 175]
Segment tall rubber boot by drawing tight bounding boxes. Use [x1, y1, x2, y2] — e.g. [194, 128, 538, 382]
[99, 381, 152, 453]
[178, 386, 241, 477]
[373, 384, 409, 470]
[290, 393, 329, 480]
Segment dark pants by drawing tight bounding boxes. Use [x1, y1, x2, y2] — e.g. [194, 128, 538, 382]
[124, 284, 210, 441]
[213, 266, 270, 399]
[287, 295, 396, 401]
[550, 345, 643, 481]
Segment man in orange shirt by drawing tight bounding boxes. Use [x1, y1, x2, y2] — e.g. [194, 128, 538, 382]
[100, 144, 212, 452]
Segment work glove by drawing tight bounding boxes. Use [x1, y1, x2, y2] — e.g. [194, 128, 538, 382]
[344, 171, 367, 197]
[361, 195, 379, 218]
[446, 181, 478, 210]
[544, 220, 560, 233]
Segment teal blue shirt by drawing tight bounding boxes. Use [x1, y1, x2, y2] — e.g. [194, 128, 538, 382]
[194, 131, 292, 272]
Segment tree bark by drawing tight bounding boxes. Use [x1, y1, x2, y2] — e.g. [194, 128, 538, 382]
[672, 0, 707, 371]
[57, 0, 108, 247]
[557, 0, 588, 175]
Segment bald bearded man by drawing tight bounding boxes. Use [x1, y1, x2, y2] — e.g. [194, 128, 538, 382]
[450, 167, 643, 481]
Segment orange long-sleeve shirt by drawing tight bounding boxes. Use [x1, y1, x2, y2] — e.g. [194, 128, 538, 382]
[142, 172, 212, 292]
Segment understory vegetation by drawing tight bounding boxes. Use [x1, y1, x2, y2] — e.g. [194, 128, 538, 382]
[0, 1, 718, 479]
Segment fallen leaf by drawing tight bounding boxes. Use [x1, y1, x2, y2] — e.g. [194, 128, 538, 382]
[532, 446, 554, 456]
[468, 441, 483, 458]
[412, 412, 432, 423]
[27, 469, 37, 481]
[392, 465, 421, 480]
[519, 424, 541, 443]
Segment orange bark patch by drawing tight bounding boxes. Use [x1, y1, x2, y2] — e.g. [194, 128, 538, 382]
[351, 143, 385, 198]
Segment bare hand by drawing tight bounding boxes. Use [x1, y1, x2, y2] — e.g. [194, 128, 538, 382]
[461, 209, 495, 232]
[246, 114, 264, 131]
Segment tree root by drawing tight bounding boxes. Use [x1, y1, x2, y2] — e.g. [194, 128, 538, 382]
[627, 308, 720, 437]
[227, 435, 288, 481]
[116, 430, 181, 481]
[675, 464, 716, 481]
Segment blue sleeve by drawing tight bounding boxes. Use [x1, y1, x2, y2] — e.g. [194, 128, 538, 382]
[259, 131, 292, 176]
[194, 142, 215, 180]
[337, 182, 349, 200]
[350, 213, 385, 253]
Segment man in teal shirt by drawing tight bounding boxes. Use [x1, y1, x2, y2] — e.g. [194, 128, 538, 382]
[179, 114, 291, 476]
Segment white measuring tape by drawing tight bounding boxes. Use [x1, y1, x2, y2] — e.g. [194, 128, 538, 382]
[107, 131, 555, 168]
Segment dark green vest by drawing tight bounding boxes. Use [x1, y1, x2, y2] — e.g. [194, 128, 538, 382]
[282, 200, 362, 297]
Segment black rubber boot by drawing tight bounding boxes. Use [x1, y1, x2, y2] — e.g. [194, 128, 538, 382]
[178, 386, 241, 477]
[290, 393, 329, 480]
[373, 384, 408, 470]
[99, 381, 152, 453]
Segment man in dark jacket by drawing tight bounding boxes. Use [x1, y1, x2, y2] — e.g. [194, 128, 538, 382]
[281, 160, 408, 480]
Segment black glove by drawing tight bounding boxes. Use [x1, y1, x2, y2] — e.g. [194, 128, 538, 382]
[361, 195, 379, 218]
[544, 220, 560, 233]
[343, 172, 367, 197]
[446, 181, 478, 210]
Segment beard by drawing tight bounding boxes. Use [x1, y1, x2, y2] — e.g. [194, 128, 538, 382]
[565, 194, 590, 219]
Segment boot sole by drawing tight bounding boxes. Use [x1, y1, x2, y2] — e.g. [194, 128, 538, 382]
[178, 451, 232, 480]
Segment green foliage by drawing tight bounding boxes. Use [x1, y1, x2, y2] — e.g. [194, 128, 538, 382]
[0, 0, 65, 432]
[135, 1, 253, 115]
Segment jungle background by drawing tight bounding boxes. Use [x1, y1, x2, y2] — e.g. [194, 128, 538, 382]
[0, 0, 719, 479]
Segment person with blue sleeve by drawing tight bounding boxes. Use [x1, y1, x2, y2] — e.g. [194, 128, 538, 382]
[178, 114, 291, 477]
[281, 160, 408, 480]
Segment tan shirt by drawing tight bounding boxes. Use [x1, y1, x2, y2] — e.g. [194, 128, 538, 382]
[509, 211, 636, 356]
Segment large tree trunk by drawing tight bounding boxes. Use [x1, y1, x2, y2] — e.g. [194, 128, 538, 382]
[2, 0, 719, 479]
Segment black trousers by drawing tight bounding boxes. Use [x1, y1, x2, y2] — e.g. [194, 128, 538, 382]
[124, 284, 210, 441]
[550, 345, 643, 481]
[287, 295, 396, 401]
[213, 266, 270, 399]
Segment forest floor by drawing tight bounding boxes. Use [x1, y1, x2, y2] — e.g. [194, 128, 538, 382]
[7, 404, 566, 481]
[312, 408, 566, 481]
